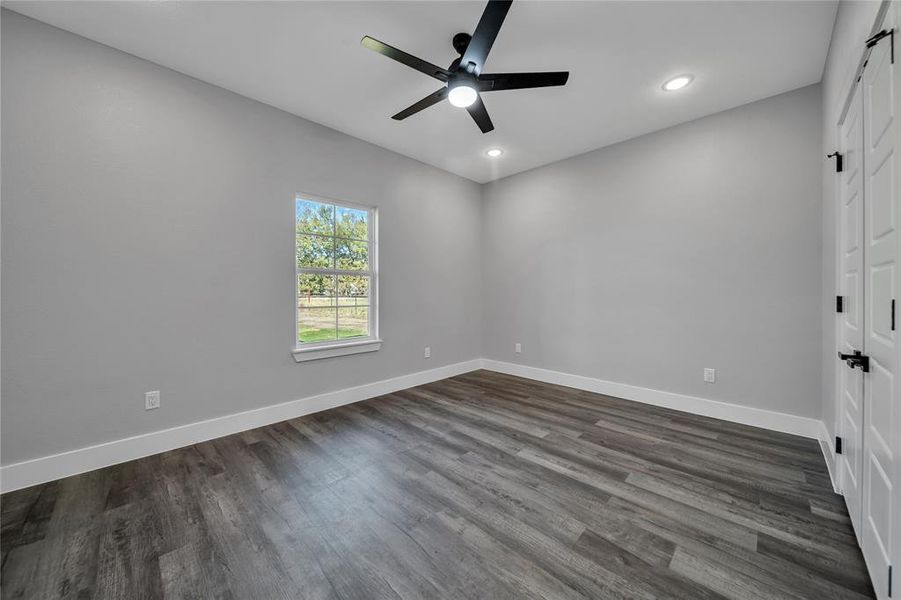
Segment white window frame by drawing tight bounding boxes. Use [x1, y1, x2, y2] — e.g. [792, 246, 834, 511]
[292, 192, 380, 362]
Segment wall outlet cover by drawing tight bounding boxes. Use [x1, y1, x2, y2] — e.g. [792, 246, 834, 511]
[145, 390, 161, 410]
[424, 346, 431, 358]
[515, 343, 522, 353]
[703, 368, 716, 383]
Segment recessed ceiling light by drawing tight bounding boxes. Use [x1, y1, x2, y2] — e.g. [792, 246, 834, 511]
[448, 84, 478, 108]
[486, 148, 503, 158]
[662, 74, 693, 92]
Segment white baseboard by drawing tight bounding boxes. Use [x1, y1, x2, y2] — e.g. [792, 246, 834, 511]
[818, 420, 841, 494]
[1, 357, 831, 494]
[0, 359, 482, 494]
[480, 359, 823, 440]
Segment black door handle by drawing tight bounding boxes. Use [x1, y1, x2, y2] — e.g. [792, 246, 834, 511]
[838, 350, 870, 372]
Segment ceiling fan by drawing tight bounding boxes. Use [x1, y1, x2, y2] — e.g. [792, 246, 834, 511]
[361, 0, 569, 134]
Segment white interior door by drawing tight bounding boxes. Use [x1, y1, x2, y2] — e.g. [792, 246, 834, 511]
[861, 11, 896, 598]
[839, 80, 866, 537]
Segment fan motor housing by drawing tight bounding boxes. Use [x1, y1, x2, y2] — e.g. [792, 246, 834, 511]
[448, 72, 478, 91]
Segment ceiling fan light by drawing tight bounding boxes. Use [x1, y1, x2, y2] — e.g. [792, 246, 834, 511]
[448, 85, 478, 108]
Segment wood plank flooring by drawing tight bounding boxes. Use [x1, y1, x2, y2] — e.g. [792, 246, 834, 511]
[1, 370, 874, 599]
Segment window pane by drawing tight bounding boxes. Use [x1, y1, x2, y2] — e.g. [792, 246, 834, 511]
[336, 238, 368, 271]
[296, 199, 334, 235]
[298, 307, 337, 343]
[298, 274, 335, 307]
[297, 235, 334, 269]
[336, 206, 368, 240]
[337, 275, 369, 306]
[338, 306, 369, 339]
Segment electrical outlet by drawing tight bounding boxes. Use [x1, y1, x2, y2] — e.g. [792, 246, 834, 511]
[703, 368, 716, 383]
[424, 346, 431, 359]
[515, 343, 522, 354]
[145, 390, 161, 410]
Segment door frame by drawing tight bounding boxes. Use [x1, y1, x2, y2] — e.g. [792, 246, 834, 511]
[835, 81, 866, 529]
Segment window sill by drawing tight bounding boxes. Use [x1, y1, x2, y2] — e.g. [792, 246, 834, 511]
[292, 339, 382, 363]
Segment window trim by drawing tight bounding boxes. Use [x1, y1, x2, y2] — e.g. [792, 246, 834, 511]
[292, 192, 380, 362]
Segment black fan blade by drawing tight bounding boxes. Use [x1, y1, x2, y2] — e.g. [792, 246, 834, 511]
[361, 36, 450, 82]
[479, 71, 569, 91]
[460, 1, 513, 75]
[392, 88, 448, 120]
[466, 95, 494, 133]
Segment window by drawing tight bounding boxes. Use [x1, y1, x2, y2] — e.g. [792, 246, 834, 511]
[293, 195, 379, 362]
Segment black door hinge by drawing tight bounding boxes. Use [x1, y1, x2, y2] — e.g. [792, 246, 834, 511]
[837, 295, 844, 313]
[866, 28, 894, 64]
[835, 436, 843, 455]
[888, 564, 892, 597]
[892, 299, 896, 331]
[827, 152, 844, 173]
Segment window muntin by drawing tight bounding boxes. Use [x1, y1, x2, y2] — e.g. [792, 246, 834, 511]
[296, 196, 376, 347]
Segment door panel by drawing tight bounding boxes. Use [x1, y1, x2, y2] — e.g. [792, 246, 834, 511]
[840, 82, 866, 536]
[894, 4, 901, 594]
[861, 17, 896, 598]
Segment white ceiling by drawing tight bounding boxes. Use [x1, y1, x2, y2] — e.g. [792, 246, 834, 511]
[5, 1, 838, 183]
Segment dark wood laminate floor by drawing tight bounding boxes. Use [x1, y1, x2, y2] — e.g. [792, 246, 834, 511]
[1, 370, 874, 600]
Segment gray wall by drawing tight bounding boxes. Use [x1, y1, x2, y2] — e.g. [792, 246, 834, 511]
[819, 0, 883, 457]
[481, 85, 823, 418]
[2, 9, 829, 467]
[1, 11, 482, 465]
